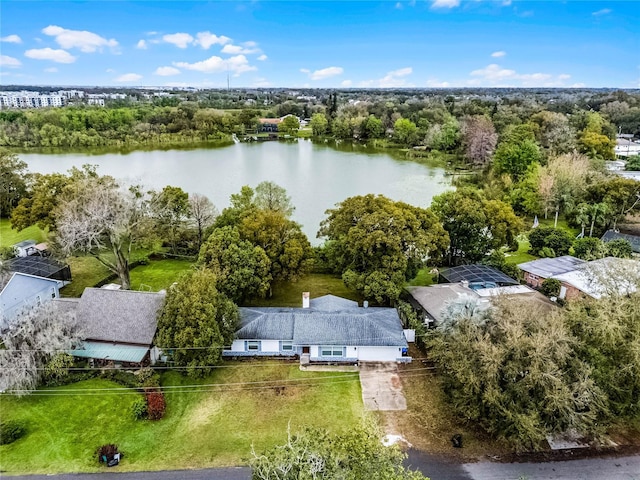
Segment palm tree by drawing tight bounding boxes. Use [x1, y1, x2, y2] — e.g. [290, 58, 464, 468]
[588, 202, 611, 237]
[574, 203, 591, 238]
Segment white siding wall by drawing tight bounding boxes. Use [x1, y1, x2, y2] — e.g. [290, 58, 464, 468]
[261, 340, 280, 353]
[310, 346, 319, 357]
[357, 346, 402, 362]
[231, 340, 245, 352]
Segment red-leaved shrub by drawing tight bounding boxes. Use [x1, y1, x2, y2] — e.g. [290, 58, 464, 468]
[145, 390, 166, 420]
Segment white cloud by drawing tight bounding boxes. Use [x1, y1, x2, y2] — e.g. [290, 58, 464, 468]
[395, 2, 403, 9]
[257, 54, 268, 61]
[105, 68, 115, 73]
[154, 66, 181, 76]
[221, 43, 261, 55]
[1, 34, 22, 44]
[359, 67, 414, 88]
[115, 73, 142, 82]
[0, 55, 22, 68]
[252, 77, 271, 87]
[491, 51, 506, 58]
[379, 67, 413, 87]
[195, 31, 231, 49]
[44, 67, 58, 73]
[426, 77, 450, 88]
[341, 80, 353, 87]
[25, 48, 76, 63]
[592, 8, 612, 16]
[469, 63, 573, 87]
[431, 0, 460, 8]
[301, 66, 344, 80]
[174, 54, 256, 76]
[136, 39, 147, 50]
[42, 25, 118, 53]
[163, 33, 194, 48]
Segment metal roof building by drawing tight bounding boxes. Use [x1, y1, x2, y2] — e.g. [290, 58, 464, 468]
[601, 230, 640, 254]
[518, 256, 586, 278]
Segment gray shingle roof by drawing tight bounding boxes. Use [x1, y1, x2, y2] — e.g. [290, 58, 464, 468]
[77, 288, 165, 345]
[601, 230, 640, 253]
[517, 255, 585, 278]
[237, 296, 406, 347]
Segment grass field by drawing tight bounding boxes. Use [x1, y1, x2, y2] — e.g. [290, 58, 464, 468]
[128, 259, 194, 292]
[245, 273, 363, 307]
[406, 268, 437, 287]
[0, 218, 47, 247]
[0, 362, 364, 474]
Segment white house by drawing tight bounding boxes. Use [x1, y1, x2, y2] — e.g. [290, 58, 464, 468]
[224, 295, 410, 363]
[12, 239, 37, 257]
[615, 138, 640, 158]
[0, 272, 62, 331]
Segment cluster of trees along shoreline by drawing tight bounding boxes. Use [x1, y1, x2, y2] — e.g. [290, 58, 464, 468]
[1, 87, 640, 457]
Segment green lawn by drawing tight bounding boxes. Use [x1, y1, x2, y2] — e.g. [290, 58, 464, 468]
[60, 256, 111, 297]
[245, 273, 363, 307]
[0, 218, 47, 247]
[406, 268, 437, 287]
[129, 259, 194, 292]
[0, 363, 364, 474]
[504, 238, 537, 265]
[60, 251, 180, 297]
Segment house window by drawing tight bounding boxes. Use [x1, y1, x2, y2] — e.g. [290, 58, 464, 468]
[247, 341, 260, 352]
[320, 346, 344, 357]
[281, 341, 293, 351]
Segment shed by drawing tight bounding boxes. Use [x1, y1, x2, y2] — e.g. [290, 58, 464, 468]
[12, 239, 37, 258]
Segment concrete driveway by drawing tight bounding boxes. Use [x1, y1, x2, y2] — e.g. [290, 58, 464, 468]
[359, 362, 407, 411]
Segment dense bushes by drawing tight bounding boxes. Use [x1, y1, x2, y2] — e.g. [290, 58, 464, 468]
[528, 226, 574, 257]
[145, 391, 166, 420]
[0, 420, 27, 445]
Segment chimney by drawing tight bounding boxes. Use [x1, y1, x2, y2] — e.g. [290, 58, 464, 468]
[363, 300, 369, 308]
[302, 292, 310, 309]
[461, 280, 469, 289]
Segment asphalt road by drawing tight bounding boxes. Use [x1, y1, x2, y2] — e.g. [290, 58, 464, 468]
[463, 454, 640, 480]
[6, 454, 640, 480]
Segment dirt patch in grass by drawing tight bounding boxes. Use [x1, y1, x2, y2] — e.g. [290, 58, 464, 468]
[378, 346, 510, 461]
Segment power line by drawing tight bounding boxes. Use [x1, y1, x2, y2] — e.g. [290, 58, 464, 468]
[2, 371, 431, 397]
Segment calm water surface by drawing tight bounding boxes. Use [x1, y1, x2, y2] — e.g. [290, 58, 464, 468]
[19, 140, 452, 244]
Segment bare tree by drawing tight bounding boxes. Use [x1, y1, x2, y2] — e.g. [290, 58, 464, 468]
[254, 181, 295, 217]
[0, 302, 80, 395]
[461, 115, 498, 166]
[55, 178, 151, 290]
[188, 193, 218, 251]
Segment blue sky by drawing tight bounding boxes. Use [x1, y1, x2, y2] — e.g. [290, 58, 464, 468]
[1, 1, 638, 88]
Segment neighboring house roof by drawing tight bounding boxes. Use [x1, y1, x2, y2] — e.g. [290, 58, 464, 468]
[551, 257, 639, 299]
[0, 272, 62, 330]
[439, 264, 519, 286]
[5, 256, 72, 282]
[13, 239, 36, 248]
[237, 295, 407, 347]
[518, 256, 586, 278]
[601, 230, 640, 254]
[76, 288, 165, 345]
[406, 283, 554, 324]
[258, 118, 281, 124]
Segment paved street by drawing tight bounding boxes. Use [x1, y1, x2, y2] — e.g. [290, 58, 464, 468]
[7, 453, 640, 480]
[463, 454, 640, 480]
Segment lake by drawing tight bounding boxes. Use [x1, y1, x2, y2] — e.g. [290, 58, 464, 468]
[18, 140, 452, 245]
